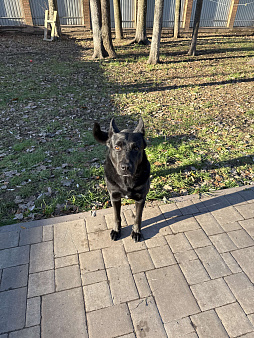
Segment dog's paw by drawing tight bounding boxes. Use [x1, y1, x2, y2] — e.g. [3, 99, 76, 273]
[131, 230, 141, 242]
[110, 229, 121, 241]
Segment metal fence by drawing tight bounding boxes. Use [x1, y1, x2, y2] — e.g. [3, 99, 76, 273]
[234, 0, 254, 26]
[0, 0, 253, 28]
[0, 0, 24, 26]
[190, 0, 231, 27]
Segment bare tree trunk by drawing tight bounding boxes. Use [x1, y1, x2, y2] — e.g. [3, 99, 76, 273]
[173, 0, 181, 39]
[188, 0, 203, 56]
[101, 0, 117, 57]
[131, 0, 150, 44]
[113, 0, 123, 40]
[48, 0, 61, 38]
[148, 0, 164, 64]
[90, 0, 108, 59]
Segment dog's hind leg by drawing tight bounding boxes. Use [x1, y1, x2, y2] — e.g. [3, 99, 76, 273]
[110, 199, 122, 241]
[131, 199, 145, 242]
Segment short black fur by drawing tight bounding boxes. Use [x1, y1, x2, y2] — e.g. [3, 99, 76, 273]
[93, 118, 150, 242]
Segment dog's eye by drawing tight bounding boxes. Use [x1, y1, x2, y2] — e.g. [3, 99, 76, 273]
[133, 146, 139, 151]
[115, 146, 121, 151]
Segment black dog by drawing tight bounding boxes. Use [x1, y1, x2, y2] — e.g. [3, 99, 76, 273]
[93, 118, 150, 242]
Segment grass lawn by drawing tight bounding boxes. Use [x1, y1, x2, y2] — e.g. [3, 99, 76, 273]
[0, 31, 253, 226]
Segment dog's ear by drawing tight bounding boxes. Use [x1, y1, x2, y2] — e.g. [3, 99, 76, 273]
[109, 118, 120, 138]
[93, 122, 109, 144]
[134, 118, 145, 135]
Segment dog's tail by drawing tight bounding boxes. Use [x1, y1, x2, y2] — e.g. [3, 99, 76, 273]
[93, 122, 109, 144]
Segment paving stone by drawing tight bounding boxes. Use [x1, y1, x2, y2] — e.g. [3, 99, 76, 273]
[122, 236, 146, 253]
[54, 220, 88, 257]
[9, 326, 40, 338]
[127, 249, 154, 274]
[85, 214, 107, 233]
[248, 314, 254, 326]
[141, 206, 164, 227]
[240, 219, 254, 238]
[176, 199, 200, 215]
[195, 246, 231, 278]
[0, 264, 28, 291]
[83, 280, 113, 311]
[133, 272, 151, 298]
[146, 265, 199, 322]
[123, 209, 135, 226]
[105, 213, 128, 229]
[190, 310, 228, 338]
[55, 265, 81, 291]
[43, 224, 53, 241]
[209, 233, 237, 253]
[185, 229, 212, 248]
[87, 304, 133, 338]
[26, 297, 41, 327]
[159, 203, 182, 219]
[225, 272, 254, 314]
[195, 213, 224, 235]
[30, 241, 54, 273]
[28, 270, 54, 297]
[79, 249, 104, 272]
[166, 233, 192, 253]
[42, 288, 88, 338]
[238, 188, 254, 203]
[145, 233, 167, 248]
[148, 245, 176, 268]
[19, 226, 42, 245]
[164, 317, 195, 338]
[174, 249, 198, 263]
[190, 278, 235, 311]
[81, 269, 107, 286]
[224, 192, 247, 206]
[102, 243, 128, 268]
[88, 229, 113, 250]
[220, 252, 242, 273]
[107, 265, 138, 304]
[212, 206, 244, 225]
[55, 254, 78, 268]
[232, 247, 254, 282]
[219, 221, 242, 232]
[235, 203, 254, 219]
[128, 296, 167, 337]
[0, 246, 29, 269]
[202, 196, 231, 212]
[179, 259, 210, 285]
[170, 216, 200, 233]
[216, 302, 253, 337]
[0, 230, 19, 250]
[228, 229, 254, 248]
[0, 287, 27, 333]
[240, 332, 254, 338]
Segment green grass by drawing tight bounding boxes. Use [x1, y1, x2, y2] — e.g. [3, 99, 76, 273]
[0, 33, 253, 226]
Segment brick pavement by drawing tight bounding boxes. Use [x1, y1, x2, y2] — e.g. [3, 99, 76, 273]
[0, 185, 254, 337]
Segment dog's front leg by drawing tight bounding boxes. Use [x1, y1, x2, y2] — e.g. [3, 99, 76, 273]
[131, 199, 145, 242]
[110, 199, 122, 241]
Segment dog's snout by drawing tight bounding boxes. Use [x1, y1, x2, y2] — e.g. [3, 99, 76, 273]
[121, 163, 130, 172]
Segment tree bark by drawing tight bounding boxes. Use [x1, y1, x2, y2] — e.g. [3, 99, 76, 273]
[132, 0, 150, 44]
[173, 0, 181, 38]
[113, 0, 123, 39]
[148, 0, 164, 64]
[101, 0, 117, 57]
[48, 0, 61, 38]
[90, 0, 108, 59]
[188, 0, 203, 56]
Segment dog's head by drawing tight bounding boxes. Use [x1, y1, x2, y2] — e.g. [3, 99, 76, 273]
[93, 118, 147, 177]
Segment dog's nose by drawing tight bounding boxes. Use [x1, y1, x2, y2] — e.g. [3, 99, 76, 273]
[121, 164, 130, 172]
